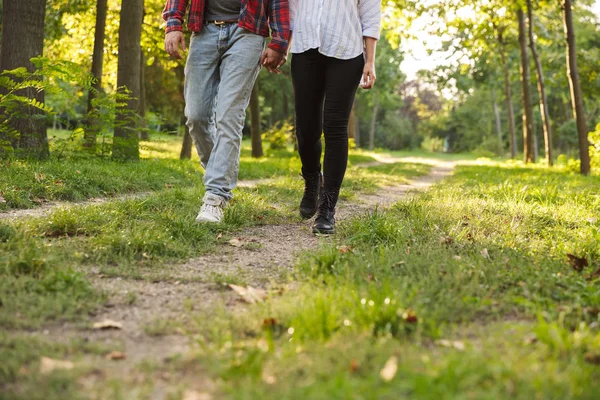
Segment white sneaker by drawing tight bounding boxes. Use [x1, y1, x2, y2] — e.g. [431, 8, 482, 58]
[196, 193, 226, 223]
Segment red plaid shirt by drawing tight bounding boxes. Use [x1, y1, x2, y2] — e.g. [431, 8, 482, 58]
[163, 0, 290, 53]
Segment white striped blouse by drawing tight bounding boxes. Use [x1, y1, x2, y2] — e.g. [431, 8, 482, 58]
[289, 0, 382, 60]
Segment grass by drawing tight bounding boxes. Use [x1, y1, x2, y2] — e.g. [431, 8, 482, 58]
[176, 162, 600, 399]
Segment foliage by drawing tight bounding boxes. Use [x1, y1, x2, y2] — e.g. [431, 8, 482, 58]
[589, 123, 600, 170]
[262, 120, 294, 151]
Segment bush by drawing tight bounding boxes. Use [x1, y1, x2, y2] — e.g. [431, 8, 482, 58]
[263, 120, 294, 150]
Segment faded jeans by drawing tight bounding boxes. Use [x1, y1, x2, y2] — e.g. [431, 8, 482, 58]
[184, 23, 265, 201]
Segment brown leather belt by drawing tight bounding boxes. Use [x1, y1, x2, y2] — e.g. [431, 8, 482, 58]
[208, 19, 238, 25]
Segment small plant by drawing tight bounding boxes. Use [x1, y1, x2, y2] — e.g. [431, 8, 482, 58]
[263, 120, 294, 150]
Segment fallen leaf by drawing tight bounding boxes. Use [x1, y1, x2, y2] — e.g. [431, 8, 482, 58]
[92, 319, 123, 330]
[567, 254, 588, 272]
[40, 357, 74, 374]
[380, 356, 398, 382]
[439, 236, 454, 245]
[350, 359, 359, 372]
[523, 334, 538, 345]
[228, 238, 244, 248]
[584, 352, 600, 365]
[183, 390, 212, 400]
[106, 351, 127, 361]
[261, 370, 277, 385]
[229, 284, 267, 304]
[338, 245, 352, 254]
[481, 248, 490, 260]
[216, 233, 223, 240]
[402, 310, 418, 324]
[367, 273, 375, 282]
[435, 340, 465, 351]
[263, 318, 277, 329]
[0, 194, 6, 204]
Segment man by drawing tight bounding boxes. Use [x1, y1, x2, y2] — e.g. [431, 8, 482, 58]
[163, 0, 290, 223]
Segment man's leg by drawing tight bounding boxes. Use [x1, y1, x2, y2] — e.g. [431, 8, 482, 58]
[203, 25, 265, 201]
[184, 25, 221, 169]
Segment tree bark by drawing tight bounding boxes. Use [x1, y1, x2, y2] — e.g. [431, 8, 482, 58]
[491, 86, 503, 153]
[112, 0, 144, 161]
[250, 83, 263, 158]
[138, 50, 149, 141]
[84, 0, 108, 150]
[527, 0, 553, 166]
[180, 125, 193, 160]
[562, 0, 590, 175]
[0, 0, 49, 159]
[517, 9, 535, 163]
[369, 95, 379, 151]
[499, 40, 517, 159]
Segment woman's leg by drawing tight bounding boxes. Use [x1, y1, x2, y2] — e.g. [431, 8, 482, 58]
[322, 54, 365, 191]
[291, 49, 326, 175]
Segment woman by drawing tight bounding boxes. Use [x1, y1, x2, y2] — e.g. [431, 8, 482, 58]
[290, 0, 381, 235]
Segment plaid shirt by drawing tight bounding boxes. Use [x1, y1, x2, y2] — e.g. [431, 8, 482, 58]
[163, 0, 290, 53]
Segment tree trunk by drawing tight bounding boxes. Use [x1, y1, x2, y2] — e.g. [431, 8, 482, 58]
[527, 0, 553, 166]
[562, 0, 590, 175]
[517, 9, 535, 163]
[499, 42, 517, 159]
[369, 96, 379, 151]
[112, 0, 144, 161]
[138, 50, 149, 141]
[0, 0, 49, 159]
[250, 83, 263, 158]
[84, 0, 108, 150]
[491, 86, 503, 153]
[180, 125, 193, 160]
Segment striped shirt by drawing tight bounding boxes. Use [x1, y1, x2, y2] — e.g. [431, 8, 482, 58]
[290, 0, 381, 59]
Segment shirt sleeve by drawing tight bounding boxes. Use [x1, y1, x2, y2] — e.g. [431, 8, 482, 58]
[268, 0, 291, 53]
[162, 0, 189, 33]
[289, 0, 296, 32]
[359, 0, 381, 40]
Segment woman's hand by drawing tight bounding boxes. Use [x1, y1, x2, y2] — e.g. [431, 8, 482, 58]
[360, 61, 376, 90]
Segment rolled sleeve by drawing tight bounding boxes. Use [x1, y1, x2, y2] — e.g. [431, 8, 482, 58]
[359, 0, 381, 40]
[162, 0, 188, 33]
[268, 0, 291, 53]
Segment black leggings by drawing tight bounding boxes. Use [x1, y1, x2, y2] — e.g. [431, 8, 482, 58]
[292, 49, 364, 192]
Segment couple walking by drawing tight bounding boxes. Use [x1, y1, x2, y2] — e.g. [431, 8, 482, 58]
[163, 0, 381, 235]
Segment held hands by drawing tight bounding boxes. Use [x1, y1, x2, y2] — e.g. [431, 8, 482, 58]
[360, 61, 376, 90]
[165, 31, 187, 59]
[260, 48, 287, 74]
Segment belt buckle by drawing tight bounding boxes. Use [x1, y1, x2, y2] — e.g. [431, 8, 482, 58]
[214, 20, 225, 25]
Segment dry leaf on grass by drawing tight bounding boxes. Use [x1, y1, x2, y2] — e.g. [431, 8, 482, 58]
[40, 357, 74, 374]
[435, 340, 466, 351]
[229, 238, 244, 247]
[0, 194, 6, 204]
[567, 254, 588, 272]
[92, 319, 123, 330]
[402, 310, 418, 324]
[350, 359, 359, 373]
[229, 284, 267, 304]
[183, 390, 212, 400]
[106, 351, 127, 361]
[380, 356, 398, 382]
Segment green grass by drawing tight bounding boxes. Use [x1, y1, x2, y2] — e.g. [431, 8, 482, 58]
[177, 162, 600, 399]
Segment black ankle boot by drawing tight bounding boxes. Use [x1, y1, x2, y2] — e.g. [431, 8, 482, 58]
[299, 172, 323, 219]
[313, 189, 339, 235]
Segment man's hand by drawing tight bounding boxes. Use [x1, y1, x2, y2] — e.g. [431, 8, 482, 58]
[259, 48, 287, 74]
[360, 61, 376, 90]
[165, 31, 187, 59]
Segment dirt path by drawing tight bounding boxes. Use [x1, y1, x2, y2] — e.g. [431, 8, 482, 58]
[9, 158, 455, 398]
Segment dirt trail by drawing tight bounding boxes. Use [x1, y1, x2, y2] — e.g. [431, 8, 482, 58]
[9, 158, 455, 398]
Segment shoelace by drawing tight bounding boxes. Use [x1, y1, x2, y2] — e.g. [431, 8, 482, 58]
[318, 191, 336, 216]
[202, 203, 223, 216]
[303, 174, 321, 198]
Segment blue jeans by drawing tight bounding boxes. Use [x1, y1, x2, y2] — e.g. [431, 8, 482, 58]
[184, 23, 265, 201]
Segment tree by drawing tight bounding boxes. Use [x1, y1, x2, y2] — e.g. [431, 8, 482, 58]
[112, 0, 144, 161]
[84, 0, 108, 150]
[562, 0, 590, 175]
[250, 83, 263, 158]
[517, 8, 535, 163]
[527, 0, 553, 166]
[0, 0, 49, 159]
